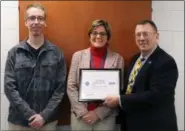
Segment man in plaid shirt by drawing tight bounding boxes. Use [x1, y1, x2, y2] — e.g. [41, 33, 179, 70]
[4, 3, 66, 130]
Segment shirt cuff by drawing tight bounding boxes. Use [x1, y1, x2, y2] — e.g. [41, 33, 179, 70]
[118, 95, 122, 108]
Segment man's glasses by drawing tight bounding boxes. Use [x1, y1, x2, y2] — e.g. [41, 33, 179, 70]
[135, 31, 156, 39]
[91, 31, 107, 37]
[27, 16, 45, 22]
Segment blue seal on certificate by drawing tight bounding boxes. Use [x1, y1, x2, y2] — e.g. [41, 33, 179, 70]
[85, 81, 90, 86]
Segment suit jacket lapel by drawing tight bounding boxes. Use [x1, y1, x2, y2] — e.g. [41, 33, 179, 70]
[104, 49, 116, 68]
[133, 46, 161, 90]
[133, 58, 152, 87]
[82, 48, 90, 68]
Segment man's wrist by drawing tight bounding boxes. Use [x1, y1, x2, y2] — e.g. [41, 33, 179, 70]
[40, 115, 45, 124]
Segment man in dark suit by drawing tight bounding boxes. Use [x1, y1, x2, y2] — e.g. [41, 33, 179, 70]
[104, 20, 179, 131]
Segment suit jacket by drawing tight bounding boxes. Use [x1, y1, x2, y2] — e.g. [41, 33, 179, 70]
[67, 48, 124, 120]
[120, 46, 178, 131]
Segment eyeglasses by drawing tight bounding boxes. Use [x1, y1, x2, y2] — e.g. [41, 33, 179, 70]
[135, 31, 156, 39]
[27, 16, 45, 22]
[91, 31, 107, 37]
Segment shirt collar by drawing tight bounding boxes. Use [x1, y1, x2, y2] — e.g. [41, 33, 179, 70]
[17, 38, 54, 52]
[140, 45, 158, 61]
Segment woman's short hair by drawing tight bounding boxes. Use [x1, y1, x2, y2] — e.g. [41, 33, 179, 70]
[88, 19, 111, 40]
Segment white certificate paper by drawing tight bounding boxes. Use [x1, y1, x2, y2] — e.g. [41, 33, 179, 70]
[79, 69, 121, 102]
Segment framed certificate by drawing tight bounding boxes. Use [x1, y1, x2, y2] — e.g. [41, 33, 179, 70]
[79, 68, 122, 102]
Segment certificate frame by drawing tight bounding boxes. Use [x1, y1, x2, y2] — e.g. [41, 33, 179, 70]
[79, 68, 122, 102]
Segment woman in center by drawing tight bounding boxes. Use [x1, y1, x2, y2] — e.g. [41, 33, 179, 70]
[67, 19, 124, 131]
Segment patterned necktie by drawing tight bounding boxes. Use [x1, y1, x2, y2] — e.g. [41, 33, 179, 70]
[126, 57, 145, 94]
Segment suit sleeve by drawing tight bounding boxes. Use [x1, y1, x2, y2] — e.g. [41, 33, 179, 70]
[95, 55, 124, 120]
[4, 50, 36, 120]
[120, 59, 178, 111]
[67, 52, 88, 118]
